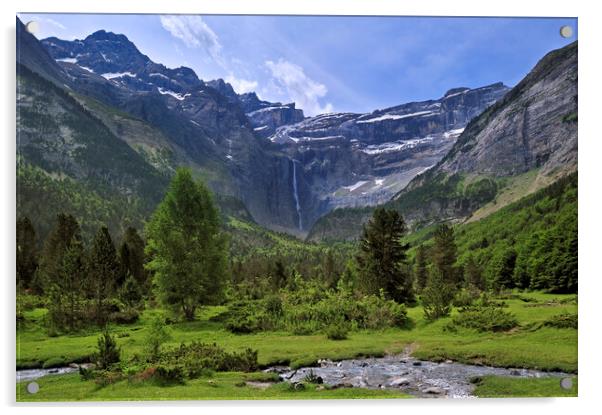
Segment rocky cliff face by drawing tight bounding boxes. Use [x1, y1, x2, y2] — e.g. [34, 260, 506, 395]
[437, 43, 577, 178]
[266, 83, 508, 228]
[37, 27, 310, 233]
[307, 41, 578, 241]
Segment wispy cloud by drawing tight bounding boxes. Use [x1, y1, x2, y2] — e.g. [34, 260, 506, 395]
[264, 59, 333, 116]
[225, 75, 258, 94]
[160, 15, 223, 66]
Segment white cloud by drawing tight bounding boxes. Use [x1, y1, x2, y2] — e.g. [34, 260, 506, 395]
[160, 15, 224, 66]
[40, 17, 66, 31]
[264, 59, 333, 116]
[225, 75, 258, 94]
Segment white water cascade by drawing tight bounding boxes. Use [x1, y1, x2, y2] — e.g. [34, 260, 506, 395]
[292, 160, 303, 231]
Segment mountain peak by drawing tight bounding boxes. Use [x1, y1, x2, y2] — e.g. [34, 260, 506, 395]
[444, 87, 470, 97]
[85, 30, 131, 44]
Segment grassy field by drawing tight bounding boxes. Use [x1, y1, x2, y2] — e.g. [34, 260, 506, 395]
[16, 291, 577, 401]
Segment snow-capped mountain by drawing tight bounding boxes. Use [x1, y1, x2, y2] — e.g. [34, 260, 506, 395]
[22, 21, 510, 234]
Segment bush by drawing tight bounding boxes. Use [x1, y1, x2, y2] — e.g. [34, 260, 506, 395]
[543, 313, 577, 329]
[42, 357, 67, 369]
[153, 364, 185, 385]
[224, 299, 276, 334]
[303, 369, 323, 384]
[109, 309, 140, 324]
[452, 288, 479, 308]
[79, 366, 94, 381]
[95, 330, 120, 369]
[325, 322, 349, 340]
[164, 341, 259, 375]
[94, 370, 123, 387]
[447, 306, 518, 332]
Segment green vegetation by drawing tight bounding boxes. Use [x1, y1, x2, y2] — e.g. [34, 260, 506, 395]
[145, 168, 228, 320]
[17, 372, 410, 401]
[472, 375, 577, 397]
[16, 161, 578, 400]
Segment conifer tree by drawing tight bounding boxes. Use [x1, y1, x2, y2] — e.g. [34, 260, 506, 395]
[58, 239, 86, 331]
[414, 244, 429, 292]
[431, 224, 459, 285]
[356, 207, 414, 304]
[38, 213, 81, 294]
[16, 216, 38, 290]
[145, 168, 228, 321]
[118, 227, 147, 289]
[88, 226, 119, 325]
[464, 254, 485, 291]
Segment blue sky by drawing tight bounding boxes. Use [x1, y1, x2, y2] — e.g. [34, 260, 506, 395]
[18, 14, 577, 115]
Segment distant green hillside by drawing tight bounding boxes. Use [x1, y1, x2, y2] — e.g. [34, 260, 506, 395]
[405, 172, 577, 293]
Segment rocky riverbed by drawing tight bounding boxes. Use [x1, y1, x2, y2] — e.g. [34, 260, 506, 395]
[271, 355, 569, 398]
[17, 363, 93, 383]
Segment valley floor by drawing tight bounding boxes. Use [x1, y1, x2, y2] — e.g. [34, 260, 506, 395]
[16, 292, 577, 401]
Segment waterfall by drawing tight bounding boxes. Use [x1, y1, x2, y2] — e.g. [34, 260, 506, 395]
[292, 160, 303, 230]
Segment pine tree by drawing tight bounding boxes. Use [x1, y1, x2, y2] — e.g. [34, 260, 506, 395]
[57, 239, 86, 331]
[421, 268, 455, 320]
[271, 260, 288, 289]
[431, 224, 459, 286]
[38, 213, 81, 294]
[464, 254, 485, 291]
[16, 216, 38, 290]
[356, 208, 414, 304]
[493, 248, 517, 291]
[145, 168, 228, 321]
[88, 226, 119, 325]
[118, 227, 147, 289]
[119, 273, 143, 308]
[414, 244, 429, 292]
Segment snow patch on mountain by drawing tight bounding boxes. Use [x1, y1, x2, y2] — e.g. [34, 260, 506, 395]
[157, 87, 190, 101]
[101, 72, 136, 80]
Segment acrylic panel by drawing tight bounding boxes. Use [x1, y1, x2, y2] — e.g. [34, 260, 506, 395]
[16, 13, 578, 401]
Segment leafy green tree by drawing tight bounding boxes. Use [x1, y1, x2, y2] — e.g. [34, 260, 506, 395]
[356, 208, 414, 304]
[88, 226, 119, 325]
[37, 213, 81, 294]
[145, 168, 228, 321]
[431, 224, 460, 286]
[16, 216, 38, 290]
[414, 244, 429, 292]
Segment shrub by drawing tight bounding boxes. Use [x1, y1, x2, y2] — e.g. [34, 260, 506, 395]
[42, 357, 67, 369]
[224, 299, 275, 334]
[448, 306, 518, 332]
[325, 322, 349, 340]
[452, 288, 479, 308]
[95, 330, 120, 369]
[303, 369, 323, 384]
[94, 370, 123, 387]
[543, 313, 577, 329]
[164, 341, 259, 375]
[109, 309, 140, 324]
[153, 364, 185, 385]
[79, 366, 94, 381]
